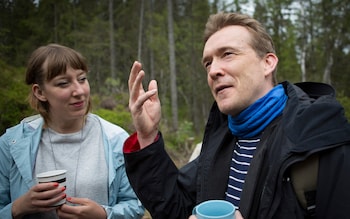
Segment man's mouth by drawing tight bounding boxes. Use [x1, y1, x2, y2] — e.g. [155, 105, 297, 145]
[215, 85, 231, 94]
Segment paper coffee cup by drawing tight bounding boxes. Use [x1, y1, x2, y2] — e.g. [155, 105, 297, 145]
[36, 169, 67, 206]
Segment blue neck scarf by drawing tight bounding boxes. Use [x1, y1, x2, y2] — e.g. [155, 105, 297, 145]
[228, 84, 287, 138]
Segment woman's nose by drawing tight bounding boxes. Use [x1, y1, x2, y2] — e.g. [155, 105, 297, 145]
[72, 82, 84, 96]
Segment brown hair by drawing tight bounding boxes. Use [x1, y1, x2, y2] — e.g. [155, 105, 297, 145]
[204, 12, 278, 84]
[25, 44, 91, 122]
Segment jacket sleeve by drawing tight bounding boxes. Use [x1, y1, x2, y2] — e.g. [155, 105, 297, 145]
[100, 120, 145, 219]
[123, 132, 198, 219]
[316, 144, 350, 218]
[102, 165, 145, 219]
[0, 134, 14, 219]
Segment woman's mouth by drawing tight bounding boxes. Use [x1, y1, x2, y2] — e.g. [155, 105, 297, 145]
[71, 101, 85, 108]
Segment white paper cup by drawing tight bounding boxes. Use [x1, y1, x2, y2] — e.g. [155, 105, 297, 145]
[36, 170, 67, 206]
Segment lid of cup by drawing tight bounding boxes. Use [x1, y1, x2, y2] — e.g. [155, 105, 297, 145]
[37, 169, 67, 178]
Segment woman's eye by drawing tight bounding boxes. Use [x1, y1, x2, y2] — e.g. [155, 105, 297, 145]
[57, 82, 68, 87]
[79, 76, 87, 83]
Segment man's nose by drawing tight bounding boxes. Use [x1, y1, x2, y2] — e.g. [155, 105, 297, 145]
[208, 59, 224, 78]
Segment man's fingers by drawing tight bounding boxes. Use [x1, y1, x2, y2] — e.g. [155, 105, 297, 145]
[128, 61, 143, 90]
[129, 70, 145, 104]
[148, 80, 158, 92]
[132, 89, 157, 113]
[147, 80, 158, 101]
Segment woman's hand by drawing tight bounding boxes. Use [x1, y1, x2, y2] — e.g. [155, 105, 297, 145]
[57, 197, 107, 219]
[12, 182, 66, 218]
[128, 61, 161, 148]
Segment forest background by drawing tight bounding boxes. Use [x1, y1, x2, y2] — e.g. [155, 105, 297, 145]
[1, 0, 350, 167]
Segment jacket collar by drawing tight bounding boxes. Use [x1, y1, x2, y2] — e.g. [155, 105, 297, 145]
[9, 116, 44, 187]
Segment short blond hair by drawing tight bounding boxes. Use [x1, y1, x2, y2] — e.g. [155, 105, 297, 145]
[204, 12, 277, 84]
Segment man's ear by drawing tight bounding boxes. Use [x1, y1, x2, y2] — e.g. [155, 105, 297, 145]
[32, 84, 47, 102]
[263, 53, 278, 77]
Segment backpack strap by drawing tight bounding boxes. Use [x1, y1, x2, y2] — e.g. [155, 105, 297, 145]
[290, 153, 319, 216]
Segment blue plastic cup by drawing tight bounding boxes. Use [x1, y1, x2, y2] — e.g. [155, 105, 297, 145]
[192, 200, 236, 219]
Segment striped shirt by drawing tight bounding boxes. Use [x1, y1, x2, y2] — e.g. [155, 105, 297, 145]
[225, 137, 260, 207]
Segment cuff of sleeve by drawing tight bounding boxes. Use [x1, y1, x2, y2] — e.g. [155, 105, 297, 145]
[123, 132, 160, 153]
[123, 132, 140, 153]
[101, 205, 110, 218]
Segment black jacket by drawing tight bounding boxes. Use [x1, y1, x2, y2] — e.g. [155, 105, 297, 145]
[124, 81, 350, 219]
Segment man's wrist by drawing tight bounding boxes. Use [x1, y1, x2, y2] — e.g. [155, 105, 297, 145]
[138, 131, 159, 149]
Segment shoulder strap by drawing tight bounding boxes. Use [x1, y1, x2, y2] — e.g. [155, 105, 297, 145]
[290, 153, 318, 216]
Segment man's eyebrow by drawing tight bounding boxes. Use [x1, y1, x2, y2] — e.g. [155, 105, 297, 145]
[202, 46, 239, 65]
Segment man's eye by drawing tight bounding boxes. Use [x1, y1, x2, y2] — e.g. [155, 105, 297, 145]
[204, 62, 211, 68]
[223, 52, 233, 57]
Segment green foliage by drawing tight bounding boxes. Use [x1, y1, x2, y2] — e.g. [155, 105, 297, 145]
[337, 92, 350, 121]
[161, 119, 202, 167]
[91, 90, 131, 132]
[102, 77, 124, 96]
[93, 106, 133, 134]
[0, 60, 34, 135]
[163, 120, 197, 150]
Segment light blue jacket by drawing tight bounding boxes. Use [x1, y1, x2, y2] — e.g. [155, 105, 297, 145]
[0, 114, 144, 219]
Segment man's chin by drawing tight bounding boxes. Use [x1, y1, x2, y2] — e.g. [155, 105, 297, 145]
[217, 104, 231, 115]
[217, 104, 240, 117]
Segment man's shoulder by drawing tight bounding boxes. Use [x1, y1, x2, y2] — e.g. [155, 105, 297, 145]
[283, 82, 350, 151]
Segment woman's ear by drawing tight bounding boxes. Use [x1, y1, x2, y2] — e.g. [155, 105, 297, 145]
[32, 84, 47, 102]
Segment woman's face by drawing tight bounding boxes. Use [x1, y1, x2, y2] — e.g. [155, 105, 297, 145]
[34, 66, 90, 126]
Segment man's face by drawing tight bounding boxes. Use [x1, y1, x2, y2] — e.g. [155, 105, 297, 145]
[202, 25, 277, 116]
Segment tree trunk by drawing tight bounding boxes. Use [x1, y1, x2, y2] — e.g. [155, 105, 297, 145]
[300, 1, 307, 82]
[149, 0, 155, 79]
[109, 0, 116, 79]
[137, 0, 144, 61]
[323, 52, 333, 84]
[167, 0, 178, 130]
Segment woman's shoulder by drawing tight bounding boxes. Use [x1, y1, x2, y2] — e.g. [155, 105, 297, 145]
[3, 115, 43, 136]
[1, 115, 43, 147]
[87, 113, 129, 138]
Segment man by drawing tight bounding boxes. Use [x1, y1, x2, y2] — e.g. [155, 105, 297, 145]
[123, 12, 350, 219]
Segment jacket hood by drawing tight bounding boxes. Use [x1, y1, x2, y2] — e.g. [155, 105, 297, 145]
[282, 81, 350, 153]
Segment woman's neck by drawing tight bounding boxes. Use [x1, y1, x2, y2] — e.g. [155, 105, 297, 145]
[45, 116, 86, 133]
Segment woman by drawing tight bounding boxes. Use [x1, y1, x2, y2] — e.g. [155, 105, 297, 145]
[0, 44, 144, 219]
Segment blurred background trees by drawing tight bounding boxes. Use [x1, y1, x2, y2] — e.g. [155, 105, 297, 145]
[1, 0, 349, 164]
